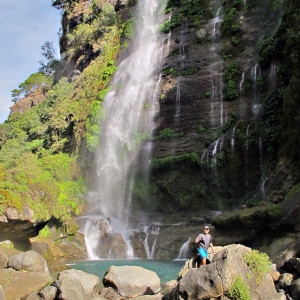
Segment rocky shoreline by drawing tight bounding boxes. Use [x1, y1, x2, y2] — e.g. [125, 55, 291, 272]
[1, 243, 300, 300]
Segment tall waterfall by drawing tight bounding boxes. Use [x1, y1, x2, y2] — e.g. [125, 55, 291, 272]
[80, 0, 168, 259]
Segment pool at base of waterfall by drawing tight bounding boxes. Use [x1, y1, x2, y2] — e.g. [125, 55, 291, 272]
[68, 259, 185, 285]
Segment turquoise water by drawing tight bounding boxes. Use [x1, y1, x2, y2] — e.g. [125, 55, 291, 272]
[69, 259, 185, 284]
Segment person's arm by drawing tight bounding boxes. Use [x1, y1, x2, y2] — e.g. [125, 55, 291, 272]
[210, 242, 215, 254]
[194, 236, 200, 243]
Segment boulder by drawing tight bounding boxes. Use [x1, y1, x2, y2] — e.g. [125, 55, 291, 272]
[8, 250, 49, 273]
[270, 271, 280, 282]
[23, 291, 42, 300]
[133, 294, 164, 300]
[53, 279, 86, 300]
[177, 244, 281, 300]
[0, 286, 6, 300]
[31, 241, 53, 260]
[278, 273, 297, 289]
[39, 286, 57, 300]
[58, 269, 101, 299]
[289, 278, 300, 300]
[98, 287, 123, 300]
[0, 248, 8, 269]
[56, 241, 86, 261]
[0, 268, 52, 300]
[103, 265, 161, 297]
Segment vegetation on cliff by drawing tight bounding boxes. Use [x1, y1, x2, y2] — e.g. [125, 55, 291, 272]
[0, 0, 124, 225]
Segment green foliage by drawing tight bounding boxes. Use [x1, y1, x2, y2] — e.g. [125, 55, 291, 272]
[223, 63, 241, 101]
[162, 67, 198, 76]
[231, 36, 240, 45]
[155, 128, 184, 139]
[261, 89, 284, 160]
[161, 0, 210, 32]
[122, 18, 134, 39]
[224, 54, 233, 61]
[267, 204, 281, 219]
[256, 76, 265, 90]
[220, 8, 238, 35]
[258, 37, 275, 68]
[243, 250, 271, 285]
[205, 91, 212, 98]
[39, 225, 51, 238]
[198, 124, 206, 132]
[66, 3, 117, 57]
[151, 152, 201, 169]
[101, 60, 117, 81]
[52, 0, 79, 11]
[16, 72, 52, 99]
[246, 198, 259, 208]
[223, 80, 239, 100]
[228, 276, 251, 300]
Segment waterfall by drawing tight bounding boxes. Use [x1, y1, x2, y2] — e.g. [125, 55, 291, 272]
[174, 19, 188, 128]
[82, 0, 168, 259]
[176, 238, 191, 260]
[208, 2, 224, 128]
[251, 63, 262, 117]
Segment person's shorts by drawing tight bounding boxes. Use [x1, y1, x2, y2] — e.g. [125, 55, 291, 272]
[197, 247, 208, 259]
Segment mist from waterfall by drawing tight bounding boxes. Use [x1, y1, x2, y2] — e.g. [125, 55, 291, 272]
[81, 0, 168, 258]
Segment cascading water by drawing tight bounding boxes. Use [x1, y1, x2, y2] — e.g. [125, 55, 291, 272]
[209, 2, 224, 128]
[176, 238, 191, 260]
[81, 0, 168, 259]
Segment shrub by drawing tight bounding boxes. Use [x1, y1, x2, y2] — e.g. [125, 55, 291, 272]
[228, 276, 251, 300]
[205, 91, 212, 98]
[155, 128, 184, 139]
[243, 250, 271, 284]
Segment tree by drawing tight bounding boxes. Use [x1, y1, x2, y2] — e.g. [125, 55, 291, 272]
[39, 41, 61, 76]
[17, 72, 52, 98]
[11, 89, 22, 103]
[52, 0, 79, 10]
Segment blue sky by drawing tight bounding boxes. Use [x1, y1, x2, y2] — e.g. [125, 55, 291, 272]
[0, 1, 61, 123]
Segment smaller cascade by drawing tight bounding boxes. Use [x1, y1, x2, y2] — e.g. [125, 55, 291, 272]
[251, 63, 262, 117]
[261, 177, 268, 200]
[245, 125, 250, 187]
[268, 61, 276, 88]
[141, 223, 161, 259]
[231, 127, 235, 150]
[219, 73, 225, 126]
[174, 19, 188, 129]
[201, 135, 224, 164]
[239, 71, 245, 94]
[176, 238, 191, 260]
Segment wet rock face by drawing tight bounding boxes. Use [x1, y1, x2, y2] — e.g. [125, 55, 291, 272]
[137, 1, 283, 212]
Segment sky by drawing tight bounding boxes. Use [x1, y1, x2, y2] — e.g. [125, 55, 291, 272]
[0, 1, 61, 123]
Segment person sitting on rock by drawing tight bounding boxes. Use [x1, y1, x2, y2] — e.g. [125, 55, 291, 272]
[194, 225, 215, 267]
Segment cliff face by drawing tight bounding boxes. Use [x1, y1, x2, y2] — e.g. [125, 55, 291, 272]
[130, 0, 287, 214]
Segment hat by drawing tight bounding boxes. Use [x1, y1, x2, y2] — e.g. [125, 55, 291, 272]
[204, 226, 209, 229]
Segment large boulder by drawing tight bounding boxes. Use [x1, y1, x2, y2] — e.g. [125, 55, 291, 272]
[53, 279, 86, 300]
[39, 286, 58, 300]
[177, 244, 282, 300]
[58, 269, 101, 299]
[0, 268, 52, 300]
[103, 265, 161, 297]
[8, 250, 49, 273]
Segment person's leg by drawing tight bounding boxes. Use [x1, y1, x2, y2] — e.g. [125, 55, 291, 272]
[198, 248, 208, 266]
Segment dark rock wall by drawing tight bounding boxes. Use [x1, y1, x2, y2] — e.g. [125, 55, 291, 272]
[136, 0, 283, 213]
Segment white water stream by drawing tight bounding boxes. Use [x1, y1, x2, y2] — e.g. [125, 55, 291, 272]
[81, 0, 168, 259]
